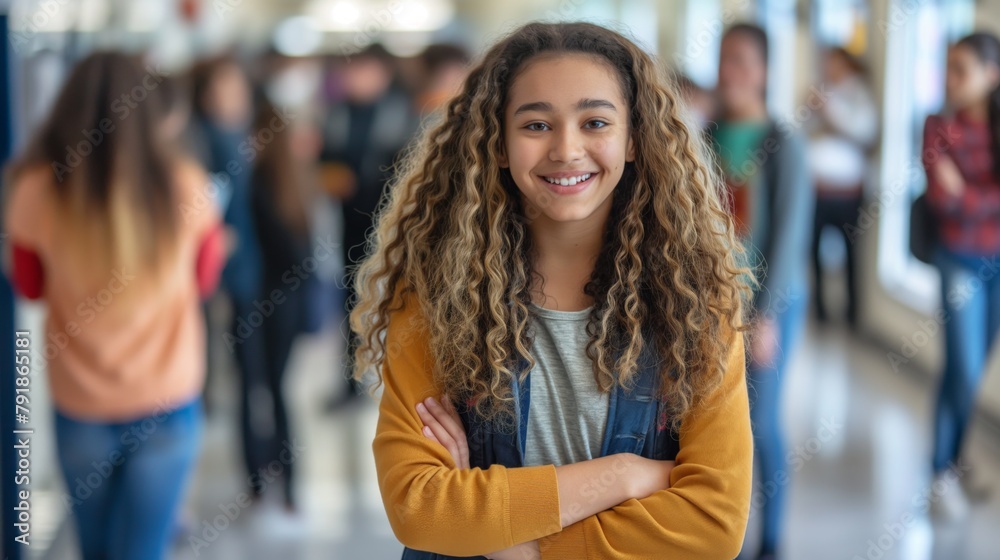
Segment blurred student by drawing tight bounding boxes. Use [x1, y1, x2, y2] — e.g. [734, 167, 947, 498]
[921, 32, 1000, 518]
[188, 55, 262, 343]
[709, 24, 813, 560]
[415, 43, 470, 117]
[675, 73, 715, 130]
[246, 101, 315, 511]
[808, 47, 877, 329]
[320, 44, 417, 409]
[189, 56, 278, 497]
[3, 52, 223, 560]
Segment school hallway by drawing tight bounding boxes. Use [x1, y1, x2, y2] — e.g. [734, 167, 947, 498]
[34, 315, 1000, 560]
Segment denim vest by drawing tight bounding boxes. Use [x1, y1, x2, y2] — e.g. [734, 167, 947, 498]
[401, 345, 679, 560]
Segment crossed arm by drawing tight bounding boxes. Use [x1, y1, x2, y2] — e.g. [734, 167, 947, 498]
[922, 115, 1000, 218]
[416, 396, 673, 559]
[373, 295, 752, 559]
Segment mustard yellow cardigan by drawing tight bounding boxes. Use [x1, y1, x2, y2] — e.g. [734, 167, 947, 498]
[373, 294, 753, 559]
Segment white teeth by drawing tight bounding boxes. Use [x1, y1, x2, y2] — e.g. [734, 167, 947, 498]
[544, 173, 592, 185]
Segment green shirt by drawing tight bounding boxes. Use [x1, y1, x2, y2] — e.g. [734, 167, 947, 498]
[713, 121, 770, 181]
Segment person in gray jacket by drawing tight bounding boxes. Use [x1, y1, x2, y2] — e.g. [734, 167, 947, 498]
[708, 23, 814, 560]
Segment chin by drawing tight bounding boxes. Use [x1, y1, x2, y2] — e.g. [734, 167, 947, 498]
[537, 204, 600, 223]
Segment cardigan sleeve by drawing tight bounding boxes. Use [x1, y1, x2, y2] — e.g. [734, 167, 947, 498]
[373, 292, 563, 556]
[537, 331, 752, 559]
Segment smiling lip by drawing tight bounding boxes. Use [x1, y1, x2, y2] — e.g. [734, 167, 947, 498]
[538, 171, 598, 194]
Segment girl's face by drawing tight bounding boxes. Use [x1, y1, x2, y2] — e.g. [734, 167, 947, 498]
[946, 45, 1000, 111]
[824, 51, 852, 84]
[206, 64, 252, 127]
[717, 33, 767, 116]
[502, 53, 634, 225]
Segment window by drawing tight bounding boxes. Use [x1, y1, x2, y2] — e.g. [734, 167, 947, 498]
[675, 0, 723, 89]
[758, 0, 797, 116]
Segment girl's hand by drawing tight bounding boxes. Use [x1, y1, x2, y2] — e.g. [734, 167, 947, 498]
[486, 540, 540, 560]
[751, 316, 779, 368]
[936, 156, 965, 197]
[222, 226, 239, 257]
[416, 396, 470, 469]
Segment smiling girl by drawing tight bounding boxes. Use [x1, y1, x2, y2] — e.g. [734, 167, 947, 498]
[351, 22, 754, 559]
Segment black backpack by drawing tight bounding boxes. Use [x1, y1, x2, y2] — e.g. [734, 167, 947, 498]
[909, 192, 937, 264]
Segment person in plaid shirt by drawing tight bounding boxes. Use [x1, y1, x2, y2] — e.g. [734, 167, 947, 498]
[920, 31, 1000, 520]
[923, 108, 1000, 254]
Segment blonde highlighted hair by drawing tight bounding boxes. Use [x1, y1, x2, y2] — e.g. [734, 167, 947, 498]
[6, 52, 180, 291]
[351, 22, 753, 429]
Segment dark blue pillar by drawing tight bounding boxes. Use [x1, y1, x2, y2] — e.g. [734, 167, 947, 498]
[1, 11, 23, 560]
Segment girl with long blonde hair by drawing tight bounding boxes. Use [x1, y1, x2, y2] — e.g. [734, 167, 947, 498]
[4, 52, 223, 560]
[352, 22, 754, 559]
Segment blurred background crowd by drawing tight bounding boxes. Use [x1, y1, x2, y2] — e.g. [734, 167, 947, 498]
[0, 0, 999, 559]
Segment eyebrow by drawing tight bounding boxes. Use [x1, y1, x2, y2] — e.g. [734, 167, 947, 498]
[512, 98, 618, 116]
[576, 98, 618, 112]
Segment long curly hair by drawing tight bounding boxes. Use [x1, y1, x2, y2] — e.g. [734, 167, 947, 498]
[351, 21, 753, 429]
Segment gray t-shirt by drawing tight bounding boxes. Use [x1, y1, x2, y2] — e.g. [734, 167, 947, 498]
[523, 303, 610, 467]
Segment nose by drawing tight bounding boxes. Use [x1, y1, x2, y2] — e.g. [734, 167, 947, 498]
[549, 127, 586, 163]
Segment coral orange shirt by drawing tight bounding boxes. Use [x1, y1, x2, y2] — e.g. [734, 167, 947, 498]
[374, 292, 752, 559]
[3, 160, 222, 422]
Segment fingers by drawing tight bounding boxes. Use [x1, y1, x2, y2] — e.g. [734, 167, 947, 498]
[417, 401, 460, 463]
[441, 397, 470, 468]
[421, 425, 440, 443]
[416, 396, 470, 469]
[424, 396, 470, 469]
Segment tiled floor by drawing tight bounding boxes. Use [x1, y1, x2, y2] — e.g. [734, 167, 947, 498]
[39, 317, 1000, 560]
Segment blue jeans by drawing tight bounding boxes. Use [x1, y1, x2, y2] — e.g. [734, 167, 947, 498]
[746, 292, 806, 556]
[55, 397, 203, 560]
[932, 248, 1000, 473]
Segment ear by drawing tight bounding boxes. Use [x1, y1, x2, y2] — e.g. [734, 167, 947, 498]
[497, 144, 509, 168]
[626, 134, 635, 163]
